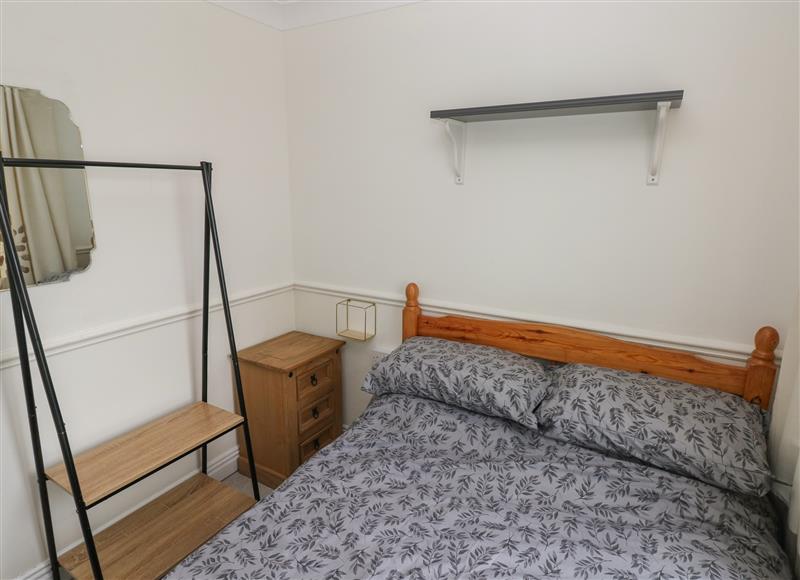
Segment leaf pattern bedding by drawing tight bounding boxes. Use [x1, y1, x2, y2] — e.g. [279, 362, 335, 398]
[169, 394, 790, 580]
[537, 364, 772, 497]
[364, 336, 553, 430]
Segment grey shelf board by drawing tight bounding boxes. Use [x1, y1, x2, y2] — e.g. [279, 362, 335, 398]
[430, 90, 683, 123]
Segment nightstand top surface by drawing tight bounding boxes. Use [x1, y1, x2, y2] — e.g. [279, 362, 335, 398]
[238, 331, 344, 371]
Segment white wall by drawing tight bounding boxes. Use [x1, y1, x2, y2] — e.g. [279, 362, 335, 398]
[285, 0, 799, 427]
[770, 296, 799, 504]
[0, 2, 294, 577]
[286, 1, 798, 351]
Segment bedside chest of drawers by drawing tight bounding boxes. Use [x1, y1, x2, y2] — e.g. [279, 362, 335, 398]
[236, 331, 345, 488]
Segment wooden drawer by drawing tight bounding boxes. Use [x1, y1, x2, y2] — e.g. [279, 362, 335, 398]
[297, 357, 335, 401]
[298, 392, 335, 438]
[299, 423, 336, 463]
[236, 332, 344, 488]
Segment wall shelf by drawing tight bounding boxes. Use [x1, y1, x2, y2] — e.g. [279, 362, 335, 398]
[431, 90, 683, 185]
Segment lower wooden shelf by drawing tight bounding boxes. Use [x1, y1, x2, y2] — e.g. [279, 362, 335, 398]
[59, 474, 255, 580]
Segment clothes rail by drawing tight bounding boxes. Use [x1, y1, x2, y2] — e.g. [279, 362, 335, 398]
[3, 157, 201, 171]
[0, 155, 260, 580]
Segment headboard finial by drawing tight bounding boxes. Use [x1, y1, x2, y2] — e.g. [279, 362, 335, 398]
[406, 282, 419, 307]
[402, 283, 421, 341]
[753, 326, 779, 361]
[744, 326, 779, 409]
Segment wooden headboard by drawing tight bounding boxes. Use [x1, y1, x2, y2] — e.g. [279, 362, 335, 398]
[401, 282, 779, 409]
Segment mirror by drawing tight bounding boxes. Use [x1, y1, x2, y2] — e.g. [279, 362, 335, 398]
[0, 85, 94, 290]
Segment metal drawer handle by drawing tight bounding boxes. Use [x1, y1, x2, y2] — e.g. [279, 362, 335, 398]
[312, 407, 320, 419]
[310, 373, 318, 386]
[313, 438, 321, 450]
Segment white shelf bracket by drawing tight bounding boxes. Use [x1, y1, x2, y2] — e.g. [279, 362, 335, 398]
[441, 119, 466, 184]
[647, 101, 671, 185]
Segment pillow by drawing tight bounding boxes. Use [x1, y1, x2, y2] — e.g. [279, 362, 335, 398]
[363, 337, 552, 430]
[536, 363, 772, 496]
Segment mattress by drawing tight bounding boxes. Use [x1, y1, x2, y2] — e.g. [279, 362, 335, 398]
[168, 394, 791, 579]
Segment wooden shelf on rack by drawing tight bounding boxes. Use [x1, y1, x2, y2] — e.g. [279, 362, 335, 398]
[59, 473, 255, 580]
[46, 402, 243, 506]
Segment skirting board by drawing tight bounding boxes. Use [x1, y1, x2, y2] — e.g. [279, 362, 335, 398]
[17, 447, 241, 580]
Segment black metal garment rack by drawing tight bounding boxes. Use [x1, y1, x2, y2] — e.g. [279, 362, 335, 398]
[0, 156, 261, 580]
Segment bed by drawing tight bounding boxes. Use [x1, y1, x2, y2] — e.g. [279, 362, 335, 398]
[168, 283, 791, 580]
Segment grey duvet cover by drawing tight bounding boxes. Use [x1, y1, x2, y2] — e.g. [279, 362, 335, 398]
[168, 394, 790, 580]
